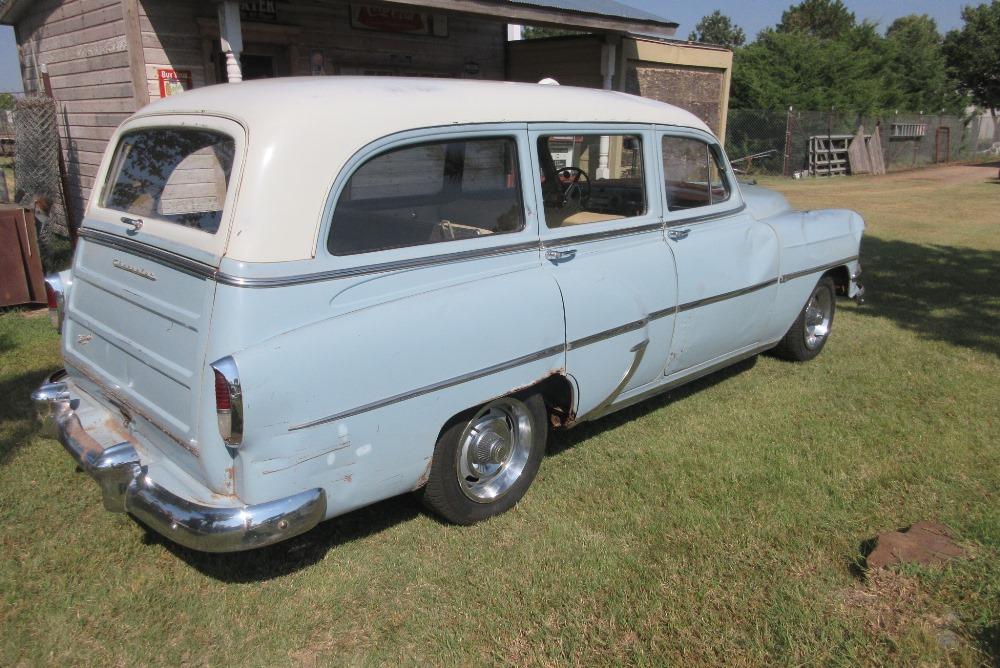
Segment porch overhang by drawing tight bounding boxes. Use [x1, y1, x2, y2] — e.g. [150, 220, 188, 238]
[0, 0, 677, 37]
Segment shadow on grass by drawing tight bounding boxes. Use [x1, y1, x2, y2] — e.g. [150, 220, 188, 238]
[549, 355, 759, 457]
[976, 622, 999, 666]
[145, 493, 424, 583]
[0, 369, 52, 466]
[158, 357, 762, 582]
[856, 237, 1000, 357]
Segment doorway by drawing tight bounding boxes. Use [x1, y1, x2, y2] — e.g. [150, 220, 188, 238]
[214, 43, 291, 82]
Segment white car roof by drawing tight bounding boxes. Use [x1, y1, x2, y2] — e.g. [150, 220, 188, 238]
[124, 78, 713, 263]
[140, 77, 711, 134]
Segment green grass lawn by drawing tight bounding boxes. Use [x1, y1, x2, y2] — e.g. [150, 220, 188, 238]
[1, 164, 998, 666]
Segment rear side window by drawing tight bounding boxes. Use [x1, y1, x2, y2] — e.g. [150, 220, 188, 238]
[662, 136, 731, 211]
[101, 128, 236, 234]
[328, 137, 524, 256]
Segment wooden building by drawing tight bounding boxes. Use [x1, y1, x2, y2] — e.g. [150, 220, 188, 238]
[0, 0, 732, 224]
[508, 35, 733, 138]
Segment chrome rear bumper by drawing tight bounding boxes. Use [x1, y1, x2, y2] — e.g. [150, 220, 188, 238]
[31, 371, 326, 553]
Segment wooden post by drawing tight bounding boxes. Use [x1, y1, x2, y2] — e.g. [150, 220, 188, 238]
[40, 64, 77, 251]
[218, 1, 244, 83]
[596, 37, 617, 180]
[782, 106, 793, 177]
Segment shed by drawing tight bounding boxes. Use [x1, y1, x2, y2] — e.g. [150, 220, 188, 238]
[0, 0, 730, 226]
[508, 34, 733, 138]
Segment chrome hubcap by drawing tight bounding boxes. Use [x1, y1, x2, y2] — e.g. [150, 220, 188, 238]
[457, 398, 533, 503]
[804, 286, 832, 350]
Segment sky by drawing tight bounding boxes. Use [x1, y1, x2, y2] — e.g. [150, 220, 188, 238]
[0, 0, 973, 92]
[628, 0, 969, 40]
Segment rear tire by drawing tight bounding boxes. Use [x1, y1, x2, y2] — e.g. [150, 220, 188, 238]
[422, 392, 547, 525]
[772, 276, 836, 362]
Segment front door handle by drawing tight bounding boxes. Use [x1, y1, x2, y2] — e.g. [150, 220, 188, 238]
[667, 228, 690, 241]
[545, 248, 576, 262]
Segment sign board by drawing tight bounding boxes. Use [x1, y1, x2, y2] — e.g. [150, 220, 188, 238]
[157, 69, 192, 98]
[350, 5, 447, 36]
[240, 0, 277, 22]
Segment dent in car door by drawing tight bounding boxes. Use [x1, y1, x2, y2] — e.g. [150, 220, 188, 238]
[529, 125, 677, 419]
[659, 131, 780, 375]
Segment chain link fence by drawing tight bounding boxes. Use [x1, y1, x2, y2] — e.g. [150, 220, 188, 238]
[11, 94, 74, 272]
[725, 108, 998, 177]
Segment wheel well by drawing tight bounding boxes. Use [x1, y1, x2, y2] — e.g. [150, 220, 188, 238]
[433, 373, 575, 445]
[529, 373, 575, 429]
[824, 265, 850, 296]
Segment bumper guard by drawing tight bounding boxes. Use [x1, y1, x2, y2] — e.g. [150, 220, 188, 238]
[31, 371, 326, 552]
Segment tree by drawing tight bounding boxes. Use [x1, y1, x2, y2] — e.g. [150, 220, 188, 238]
[522, 26, 586, 39]
[688, 10, 745, 48]
[777, 0, 855, 40]
[943, 0, 1000, 124]
[0, 93, 14, 111]
[731, 26, 890, 113]
[885, 15, 966, 114]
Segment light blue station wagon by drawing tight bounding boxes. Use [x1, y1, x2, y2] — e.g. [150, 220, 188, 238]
[32, 78, 865, 552]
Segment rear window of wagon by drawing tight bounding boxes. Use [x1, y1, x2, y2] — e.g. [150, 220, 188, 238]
[100, 128, 236, 234]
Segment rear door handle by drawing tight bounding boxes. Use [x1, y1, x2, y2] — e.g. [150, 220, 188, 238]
[545, 248, 576, 262]
[667, 228, 690, 241]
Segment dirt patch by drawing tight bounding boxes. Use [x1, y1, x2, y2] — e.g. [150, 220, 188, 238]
[866, 161, 1000, 187]
[866, 521, 966, 570]
[840, 570, 972, 657]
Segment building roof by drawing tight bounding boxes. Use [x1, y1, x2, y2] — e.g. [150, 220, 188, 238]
[509, 0, 670, 25]
[128, 77, 710, 263]
[1, 0, 678, 35]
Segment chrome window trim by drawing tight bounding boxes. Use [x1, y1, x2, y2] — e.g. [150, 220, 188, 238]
[542, 221, 664, 248]
[83, 225, 856, 291]
[779, 256, 859, 283]
[217, 240, 542, 287]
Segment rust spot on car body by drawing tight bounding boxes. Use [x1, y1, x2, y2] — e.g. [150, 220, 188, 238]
[411, 456, 432, 491]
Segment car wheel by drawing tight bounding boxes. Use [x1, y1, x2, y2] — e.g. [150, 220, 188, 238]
[422, 392, 547, 525]
[772, 276, 836, 362]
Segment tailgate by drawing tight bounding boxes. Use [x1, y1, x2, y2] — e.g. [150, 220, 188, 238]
[63, 113, 246, 466]
[65, 234, 216, 449]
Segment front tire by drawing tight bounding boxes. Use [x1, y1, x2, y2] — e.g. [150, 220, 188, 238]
[422, 393, 547, 525]
[772, 276, 836, 362]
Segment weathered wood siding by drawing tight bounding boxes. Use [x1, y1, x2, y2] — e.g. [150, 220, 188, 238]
[16, 0, 135, 221]
[139, 0, 210, 101]
[139, 0, 505, 95]
[506, 36, 604, 88]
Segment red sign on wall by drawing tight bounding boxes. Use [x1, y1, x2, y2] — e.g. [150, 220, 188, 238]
[349, 5, 446, 36]
[157, 68, 193, 98]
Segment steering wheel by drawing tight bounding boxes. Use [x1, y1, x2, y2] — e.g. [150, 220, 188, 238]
[557, 167, 591, 208]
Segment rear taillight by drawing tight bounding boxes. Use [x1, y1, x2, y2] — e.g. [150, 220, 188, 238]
[44, 274, 65, 332]
[210, 356, 243, 447]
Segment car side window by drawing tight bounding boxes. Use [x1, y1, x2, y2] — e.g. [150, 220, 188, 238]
[662, 136, 731, 211]
[536, 134, 646, 228]
[328, 137, 525, 256]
